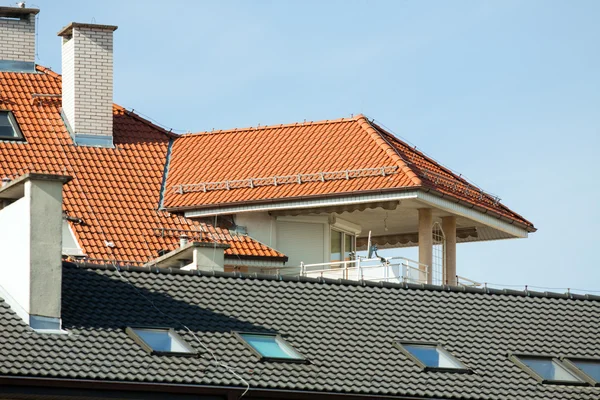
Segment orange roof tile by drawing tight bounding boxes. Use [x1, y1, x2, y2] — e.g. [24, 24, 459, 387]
[0, 66, 286, 264]
[164, 115, 533, 229]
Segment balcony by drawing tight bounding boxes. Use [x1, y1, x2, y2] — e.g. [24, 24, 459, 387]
[298, 256, 480, 287]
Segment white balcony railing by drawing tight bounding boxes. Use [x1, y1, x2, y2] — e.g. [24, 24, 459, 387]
[299, 256, 441, 285]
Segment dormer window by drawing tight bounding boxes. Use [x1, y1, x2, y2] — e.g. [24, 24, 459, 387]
[126, 327, 196, 356]
[0, 110, 24, 141]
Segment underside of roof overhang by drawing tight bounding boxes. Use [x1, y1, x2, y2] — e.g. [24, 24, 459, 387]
[181, 188, 533, 248]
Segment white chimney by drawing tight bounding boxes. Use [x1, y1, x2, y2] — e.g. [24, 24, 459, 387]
[57, 22, 118, 148]
[0, 5, 39, 72]
[0, 173, 71, 332]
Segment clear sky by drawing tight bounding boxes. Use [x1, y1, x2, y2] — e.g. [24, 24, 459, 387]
[23, 0, 600, 292]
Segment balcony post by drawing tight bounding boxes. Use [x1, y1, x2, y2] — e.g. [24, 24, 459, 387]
[442, 216, 457, 285]
[418, 208, 433, 284]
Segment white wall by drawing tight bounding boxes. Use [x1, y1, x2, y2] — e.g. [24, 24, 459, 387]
[0, 198, 31, 316]
[276, 220, 326, 267]
[62, 220, 84, 256]
[0, 176, 65, 325]
[235, 212, 276, 248]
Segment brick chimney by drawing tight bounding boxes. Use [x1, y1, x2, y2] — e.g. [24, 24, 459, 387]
[57, 23, 118, 148]
[0, 5, 39, 72]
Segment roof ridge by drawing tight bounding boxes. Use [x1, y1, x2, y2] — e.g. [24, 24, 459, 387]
[65, 261, 600, 302]
[182, 114, 364, 138]
[354, 115, 422, 186]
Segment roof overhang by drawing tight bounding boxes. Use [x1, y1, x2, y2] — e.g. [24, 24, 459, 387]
[180, 188, 534, 239]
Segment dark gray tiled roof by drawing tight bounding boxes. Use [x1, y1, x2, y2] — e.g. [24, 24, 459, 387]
[0, 262, 599, 399]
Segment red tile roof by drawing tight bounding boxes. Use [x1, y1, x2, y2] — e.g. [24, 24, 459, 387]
[0, 66, 286, 264]
[165, 115, 533, 229]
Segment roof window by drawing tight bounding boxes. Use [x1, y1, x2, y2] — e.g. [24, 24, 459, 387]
[563, 358, 600, 386]
[235, 332, 306, 363]
[511, 355, 586, 385]
[0, 110, 24, 141]
[396, 341, 470, 373]
[126, 327, 196, 356]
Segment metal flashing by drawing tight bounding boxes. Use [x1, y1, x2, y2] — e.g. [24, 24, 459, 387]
[0, 60, 36, 73]
[73, 134, 114, 148]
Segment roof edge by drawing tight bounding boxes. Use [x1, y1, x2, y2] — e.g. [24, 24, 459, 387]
[355, 115, 422, 186]
[64, 261, 599, 302]
[182, 114, 364, 137]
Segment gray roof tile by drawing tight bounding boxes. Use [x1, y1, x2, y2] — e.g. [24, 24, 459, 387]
[0, 262, 598, 399]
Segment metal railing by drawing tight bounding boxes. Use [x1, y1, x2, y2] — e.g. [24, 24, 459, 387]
[299, 256, 440, 285]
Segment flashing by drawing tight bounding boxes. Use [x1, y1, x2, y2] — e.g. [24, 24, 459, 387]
[0, 60, 36, 73]
[73, 134, 114, 148]
[30, 315, 67, 335]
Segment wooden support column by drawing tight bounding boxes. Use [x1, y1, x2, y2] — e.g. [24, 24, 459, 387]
[418, 208, 433, 284]
[442, 216, 457, 285]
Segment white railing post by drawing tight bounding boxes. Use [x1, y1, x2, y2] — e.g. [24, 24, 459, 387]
[356, 257, 361, 281]
[344, 260, 348, 279]
[300, 262, 304, 276]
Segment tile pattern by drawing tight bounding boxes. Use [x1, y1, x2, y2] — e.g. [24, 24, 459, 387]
[0, 67, 285, 264]
[165, 115, 533, 228]
[0, 262, 598, 399]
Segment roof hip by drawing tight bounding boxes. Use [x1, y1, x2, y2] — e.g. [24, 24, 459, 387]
[355, 115, 422, 186]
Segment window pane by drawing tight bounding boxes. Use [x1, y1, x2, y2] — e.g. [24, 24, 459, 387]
[133, 328, 191, 353]
[330, 230, 341, 262]
[571, 360, 600, 382]
[240, 334, 303, 360]
[0, 112, 19, 138]
[403, 344, 464, 369]
[0, 126, 16, 138]
[519, 357, 581, 382]
[344, 233, 354, 261]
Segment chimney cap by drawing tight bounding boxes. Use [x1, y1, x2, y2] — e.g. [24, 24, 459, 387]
[57, 22, 118, 37]
[0, 5, 40, 17]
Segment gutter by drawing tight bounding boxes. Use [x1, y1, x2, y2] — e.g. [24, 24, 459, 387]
[166, 186, 418, 213]
[0, 375, 442, 400]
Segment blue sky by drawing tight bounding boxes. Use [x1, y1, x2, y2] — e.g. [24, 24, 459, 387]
[26, 0, 599, 292]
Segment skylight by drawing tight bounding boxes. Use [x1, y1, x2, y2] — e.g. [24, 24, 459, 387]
[564, 358, 600, 386]
[396, 342, 470, 372]
[236, 332, 306, 362]
[512, 355, 585, 384]
[0, 110, 24, 140]
[126, 327, 196, 356]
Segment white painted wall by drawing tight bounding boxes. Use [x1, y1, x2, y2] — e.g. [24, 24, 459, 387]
[235, 212, 276, 248]
[62, 220, 84, 256]
[0, 197, 31, 315]
[276, 220, 326, 267]
[234, 212, 363, 267]
[0, 176, 65, 327]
